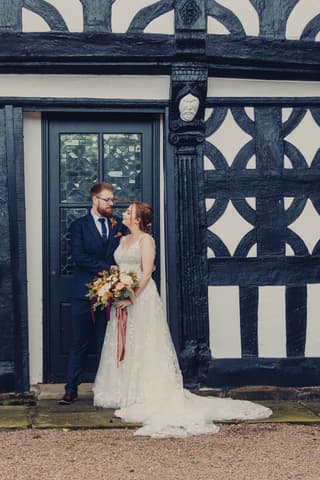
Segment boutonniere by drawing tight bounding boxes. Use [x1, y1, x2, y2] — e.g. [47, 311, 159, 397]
[110, 217, 117, 228]
[114, 232, 122, 238]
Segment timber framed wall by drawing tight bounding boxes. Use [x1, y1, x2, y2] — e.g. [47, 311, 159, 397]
[0, 0, 320, 392]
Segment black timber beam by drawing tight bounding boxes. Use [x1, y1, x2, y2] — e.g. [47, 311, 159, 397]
[207, 257, 320, 286]
[206, 357, 320, 388]
[0, 33, 318, 79]
[207, 35, 320, 80]
[205, 170, 320, 198]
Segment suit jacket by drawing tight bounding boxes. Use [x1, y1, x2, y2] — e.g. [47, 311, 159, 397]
[71, 212, 126, 312]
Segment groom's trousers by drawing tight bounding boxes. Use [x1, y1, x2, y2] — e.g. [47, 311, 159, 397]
[65, 301, 108, 394]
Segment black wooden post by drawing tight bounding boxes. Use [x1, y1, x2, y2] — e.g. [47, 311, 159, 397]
[0, 106, 28, 392]
[169, 64, 210, 388]
[168, 0, 210, 388]
[0, 0, 22, 31]
[80, 0, 112, 32]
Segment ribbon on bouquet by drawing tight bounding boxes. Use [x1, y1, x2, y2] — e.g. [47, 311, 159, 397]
[90, 299, 111, 325]
[117, 307, 127, 365]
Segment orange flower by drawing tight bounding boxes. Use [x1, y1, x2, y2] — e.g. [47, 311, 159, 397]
[102, 292, 112, 303]
[110, 217, 117, 228]
[115, 282, 125, 290]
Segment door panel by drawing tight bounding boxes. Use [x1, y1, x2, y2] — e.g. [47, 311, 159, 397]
[46, 114, 159, 382]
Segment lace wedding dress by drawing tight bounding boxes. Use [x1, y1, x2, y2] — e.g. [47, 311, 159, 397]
[93, 236, 272, 437]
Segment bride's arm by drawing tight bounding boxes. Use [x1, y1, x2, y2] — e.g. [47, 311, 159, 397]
[134, 235, 155, 297]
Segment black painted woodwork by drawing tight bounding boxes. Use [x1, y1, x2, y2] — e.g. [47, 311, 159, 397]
[0, 106, 28, 393]
[0, 0, 319, 392]
[23, 0, 68, 32]
[249, 0, 299, 39]
[80, 0, 112, 33]
[2, 0, 318, 46]
[207, 357, 320, 388]
[204, 101, 320, 387]
[168, 64, 211, 388]
[128, 0, 174, 34]
[286, 286, 307, 357]
[207, 0, 246, 37]
[208, 257, 320, 286]
[0, 0, 22, 32]
[0, 32, 318, 80]
[239, 287, 258, 357]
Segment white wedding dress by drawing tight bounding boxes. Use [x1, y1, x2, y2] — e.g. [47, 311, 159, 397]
[93, 236, 272, 437]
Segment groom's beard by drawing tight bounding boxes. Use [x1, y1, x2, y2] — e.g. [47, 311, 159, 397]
[97, 205, 113, 218]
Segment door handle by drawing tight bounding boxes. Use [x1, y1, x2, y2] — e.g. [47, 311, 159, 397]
[51, 270, 58, 276]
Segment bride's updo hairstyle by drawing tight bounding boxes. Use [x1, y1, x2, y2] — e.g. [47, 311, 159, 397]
[134, 202, 153, 233]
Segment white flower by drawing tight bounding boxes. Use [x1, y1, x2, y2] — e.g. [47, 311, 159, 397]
[119, 273, 133, 286]
[98, 282, 112, 297]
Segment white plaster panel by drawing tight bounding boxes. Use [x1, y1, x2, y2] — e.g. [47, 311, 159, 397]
[208, 0, 259, 36]
[284, 155, 294, 169]
[206, 109, 252, 166]
[288, 199, 320, 254]
[285, 110, 320, 166]
[145, 11, 174, 34]
[208, 78, 320, 98]
[208, 200, 253, 256]
[209, 286, 242, 358]
[204, 155, 215, 170]
[112, 0, 173, 34]
[258, 286, 286, 358]
[24, 112, 43, 385]
[286, 0, 320, 40]
[0, 75, 170, 100]
[23, 0, 83, 32]
[305, 284, 320, 356]
[282, 108, 293, 123]
[207, 17, 229, 35]
[246, 155, 256, 169]
[205, 108, 214, 121]
[22, 8, 50, 32]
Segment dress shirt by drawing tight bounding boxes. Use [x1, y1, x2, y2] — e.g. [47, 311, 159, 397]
[91, 209, 110, 239]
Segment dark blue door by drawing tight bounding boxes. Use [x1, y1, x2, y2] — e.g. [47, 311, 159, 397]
[45, 113, 160, 382]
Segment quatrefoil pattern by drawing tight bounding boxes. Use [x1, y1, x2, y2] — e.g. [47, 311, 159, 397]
[205, 106, 320, 259]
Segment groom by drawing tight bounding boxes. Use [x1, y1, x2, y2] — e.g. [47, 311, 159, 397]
[59, 182, 126, 404]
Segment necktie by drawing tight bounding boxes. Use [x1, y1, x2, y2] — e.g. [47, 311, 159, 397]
[98, 217, 108, 241]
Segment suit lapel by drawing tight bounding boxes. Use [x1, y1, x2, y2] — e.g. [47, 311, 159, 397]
[85, 213, 103, 245]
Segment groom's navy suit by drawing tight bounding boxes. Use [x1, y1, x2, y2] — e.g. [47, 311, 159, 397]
[65, 211, 125, 394]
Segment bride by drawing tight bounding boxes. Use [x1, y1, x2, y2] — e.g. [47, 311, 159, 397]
[93, 202, 272, 437]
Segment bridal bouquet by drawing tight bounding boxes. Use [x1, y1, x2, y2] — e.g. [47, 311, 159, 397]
[87, 266, 139, 363]
[86, 266, 139, 311]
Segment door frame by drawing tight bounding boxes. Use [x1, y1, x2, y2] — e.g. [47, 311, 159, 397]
[42, 109, 163, 382]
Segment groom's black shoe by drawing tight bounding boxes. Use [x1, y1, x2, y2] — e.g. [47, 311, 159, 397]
[58, 391, 78, 405]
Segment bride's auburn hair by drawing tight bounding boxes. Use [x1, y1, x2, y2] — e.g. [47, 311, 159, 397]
[133, 202, 153, 233]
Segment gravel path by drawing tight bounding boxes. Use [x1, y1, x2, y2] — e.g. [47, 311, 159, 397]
[0, 424, 319, 480]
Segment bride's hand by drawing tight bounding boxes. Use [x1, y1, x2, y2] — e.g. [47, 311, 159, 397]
[116, 299, 131, 310]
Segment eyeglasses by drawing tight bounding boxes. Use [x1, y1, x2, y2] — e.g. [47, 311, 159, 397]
[96, 196, 114, 204]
